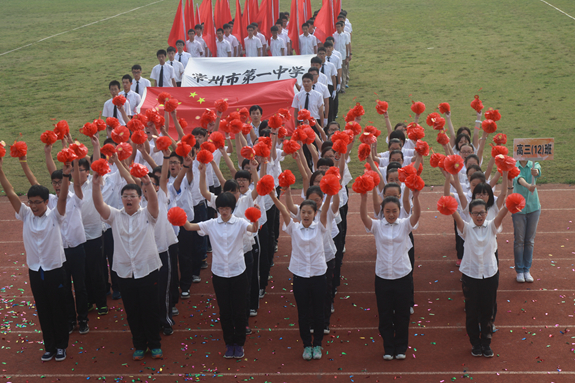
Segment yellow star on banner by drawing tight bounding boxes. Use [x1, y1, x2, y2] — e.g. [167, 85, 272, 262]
[197, 97, 205, 104]
[189, 92, 197, 98]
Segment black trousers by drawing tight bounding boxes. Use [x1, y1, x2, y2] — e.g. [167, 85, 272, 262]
[293, 274, 326, 348]
[408, 232, 415, 307]
[324, 259, 335, 328]
[103, 228, 120, 293]
[84, 236, 107, 309]
[375, 274, 412, 356]
[169, 243, 180, 305]
[29, 266, 69, 352]
[244, 251, 254, 322]
[191, 203, 208, 275]
[178, 225, 194, 292]
[327, 84, 336, 122]
[462, 271, 499, 347]
[212, 271, 248, 346]
[249, 242, 261, 311]
[158, 251, 173, 329]
[64, 244, 89, 324]
[266, 205, 277, 265]
[454, 220, 464, 260]
[333, 196, 349, 291]
[273, 186, 281, 245]
[258, 214, 274, 290]
[118, 271, 161, 350]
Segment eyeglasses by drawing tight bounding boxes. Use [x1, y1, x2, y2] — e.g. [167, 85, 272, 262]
[121, 195, 139, 199]
[27, 200, 46, 206]
[168, 161, 181, 165]
[470, 211, 487, 217]
[236, 179, 249, 183]
[79, 169, 88, 172]
[51, 180, 62, 186]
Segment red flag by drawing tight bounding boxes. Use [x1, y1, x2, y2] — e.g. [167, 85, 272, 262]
[221, 0, 232, 26]
[240, 0, 251, 53]
[249, 0, 259, 17]
[255, 0, 272, 40]
[313, 0, 335, 43]
[288, 0, 301, 54]
[168, 0, 187, 49]
[334, 0, 341, 24]
[232, 0, 244, 50]
[305, 0, 312, 21]
[214, 0, 223, 29]
[199, 0, 217, 57]
[185, 0, 196, 38]
[140, 79, 298, 135]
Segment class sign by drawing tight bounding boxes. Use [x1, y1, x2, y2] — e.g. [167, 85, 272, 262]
[512, 138, 554, 161]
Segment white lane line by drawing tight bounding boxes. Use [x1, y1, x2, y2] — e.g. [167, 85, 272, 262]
[539, 0, 575, 21]
[0, 0, 165, 57]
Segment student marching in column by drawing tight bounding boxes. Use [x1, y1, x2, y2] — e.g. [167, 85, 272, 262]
[120, 75, 142, 115]
[0, 157, 72, 362]
[130, 65, 152, 98]
[175, 40, 192, 68]
[194, 24, 209, 57]
[216, 28, 233, 57]
[244, 25, 263, 57]
[246, 105, 269, 147]
[333, 22, 351, 91]
[316, 48, 337, 124]
[292, 73, 325, 130]
[186, 29, 205, 58]
[150, 49, 177, 88]
[275, 21, 291, 55]
[307, 67, 330, 128]
[102, 80, 131, 126]
[299, 23, 318, 55]
[252, 23, 269, 55]
[166, 46, 186, 87]
[223, 24, 240, 57]
[269, 26, 287, 56]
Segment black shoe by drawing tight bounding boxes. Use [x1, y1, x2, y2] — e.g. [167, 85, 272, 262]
[163, 327, 174, 336]
[112, 291, 121, 300]
[245, 326, 252, 334]
[471, 345, 482, 357]
[55, 348, 66, 362]
[97, 306, 109, 315]
[482, 345, 494, 358]
[68, 322, 76, 334]
[201, 260, 209, 269]
[79, 321, 89, 335]
[41, 351, 55, 361]
[172, 306, 179, 316]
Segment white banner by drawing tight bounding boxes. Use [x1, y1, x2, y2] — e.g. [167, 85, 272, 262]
[182, 55, 315, 87]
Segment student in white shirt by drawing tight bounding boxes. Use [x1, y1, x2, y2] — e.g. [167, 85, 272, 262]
[186, 29, 204, 57]
[0, 157, 71, 362]
[244, 25, 262, 57]
[308, 67, 330, 126]
[166, 46, 186, 87]
[333, 22, 351, 89]
[270, 188, 331, 361]
[317, 47, 338, 121]
[275, 21, 291, 55]
[150, 49, 177, 88]
[269, 26, 286, 56]
[102, 80, 131, 126]
[451, 198, 509, 358]
[223, 24, 240, 57]
[194, 24, 209, 57]
[93, 172, 163, 361]
[121, 74, 142, 115]
[130, 65, 152, 98]
[360, 188, 421, 361]
[291, 73, 324, 128]
[175, 40, 192, 68]
[215, 28, 232, 57]
[179, 192, 259, 359]
[252, 23, 268, 55]
[299, 23, 317, 55]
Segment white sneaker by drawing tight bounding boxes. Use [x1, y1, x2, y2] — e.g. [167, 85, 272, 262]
[383, 354, 393, 361]
[395, 354, 406, 360]
[410, 307, 414, 315]
[516, 273, 525, 283]
[524, 272, 534, 283]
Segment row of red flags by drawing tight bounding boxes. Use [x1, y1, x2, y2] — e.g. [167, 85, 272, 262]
[168, 0, 340, 55]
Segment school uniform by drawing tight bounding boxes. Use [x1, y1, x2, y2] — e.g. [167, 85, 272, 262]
[244, 36, 262, 57]
[175, 51, 192, 68]
[292, 89, 324, 120]
[195, 35, 208, 55]
[121, 90, 142, 115]
[150, 63, 176, 87]
[269, 36, 287, 56]
[256, 32, 268, 51]
[131, 77, 151, 98]
[299, 33, 317, 55]
[215, 39, 232, 57]
[333, 31, 351, 87]
[102, 98, 132, 126]
[102, 205, 162, 352]
[16, 203, 69, 354]
[134, 141, 164, 172]
[185, 39, 204, 57]
[257, 160, 279, 295]
[224, 34, 240, 56]
[167, 60, 185, 87]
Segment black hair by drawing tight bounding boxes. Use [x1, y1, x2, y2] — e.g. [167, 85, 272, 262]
[317, 47, 326, 53]
[469, 171, 486, 184]
[464, 154, 480, 167]
[234, 170, 251, 182]
[457, 127, 472, 137]
[131, 64, 142, 71]
[176, 39, 185, 45]
[300, 200, 318, 212]
[187, 28, 195, 34]
[192, 127, 207, 137]
[51, 169, 63, 181]
[302, 22, 310, 28]
[469, 199, 487, 213]
[103, 138, 116, 146]
[223, 23, 231, 29]
[472, 183, 495, 209]
[383, 182, 401, 196]
[302, 73, 314, 82]
[310, 57, 323, 65]
[317, 158, 334, 168]
[306, 185, 324, 200]
[215, 191, 237, 211]
[310, 170, 325, 186]
[389, 150, 404, 161]
[156, 49, 167, 57]
[466, 164, 482, 177]
[247, 24, 255, 30]
[320, 143, 334, 157]
[121, 184, 142, 197]
[108, 80, 121, 90]
[389, 129, 406, 144]
[194, 24, 203, 30]
[323, 41, 333, 48]
[336, 21, 344, 27]
[167, 46, 176, 53]
[386, 167, 399, 182]
[223, 179, 240, 193]
[152, 165, 162, 175]
[308, 67, 319, 74]
[241, 158, 251, 170]
[325, 36, 335, 42]
[388, 138, 402, 149]
[149, 173, 160, 186]
[216, 28, 224, 33]
[387, 162, 402, 171]
[27, 185, 49, 201]
[259, 128, 271, 137]
[250, 105, 263, 114]
[271, 25, 279, 32]
[455, 133, 471, 151]
[122, 74, 133, 82]
[381, 196, 401, 210]
[78, 158, 90, 171]
[168, 151, 183, 163]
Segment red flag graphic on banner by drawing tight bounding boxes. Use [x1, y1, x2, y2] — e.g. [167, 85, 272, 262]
[168, 0, 187, 49]
[313, 0, 335, 43]
[139, 80, 297, 135]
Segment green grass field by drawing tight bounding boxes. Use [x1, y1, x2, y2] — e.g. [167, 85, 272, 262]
[1, 0, 574, 193]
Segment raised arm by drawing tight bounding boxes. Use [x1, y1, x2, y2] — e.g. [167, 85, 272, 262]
[137, 144, 159, 169]
[409, 189, 421, 227]
[44, 144, 57, 176]
[473, 111, 482, 149]
[92, 173, 110, 220]
[493, 203, 509, 229]
[384, 111, 393, 140]
[308, 142, 320, 170]
[219, 147, 236, 179]
[172, 152, 193, 191]
[72, 158, 83, 199]
[0, 158, 24, 213]
[320, 194, 332, 227]
[111, 153, 135, 184]
[170, 111, 185, 141]
[372, 185, 382, 216]
[159, 149, 170, 194]
[452, 210, 465, 233]
[142, 174, 158, 219]
[446, 112, 456, 148]
[359, 192, 372, 231]
[19, 155, 40, 186]
[270, 189, 292, 226]
[284, 186, 299, 215]
[57, 163, 72, 216]
[91, 135, 101, 162]
[249, 158, 260, 201]
[475, 130, 488, 160]
[198, 163, 212, 201]
[496, 171, 508, 210]
[484, 155, 495, 180]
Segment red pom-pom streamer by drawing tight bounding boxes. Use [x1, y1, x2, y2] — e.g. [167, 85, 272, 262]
[470, 95, 483, 112]
[158, 92, 172, 105]
[506, 193, 526, 214]
[485, 109, 501, 121]
[352, 174, 375, 194]
[375, 100, 388, 115]
[495, 154, 516, 172]
[278, 170, 296, 188]
[241, 146, 255, 160]
[111, 126, 130, 143]
[201, 142, 216, 153]
[411, 101, 425, 114]
[429, 152, 445, 168]
[112, 95, 126, 107]
[493, 133, 507, 145]
[346, 121, 362, 136]
[244, 207, 261, 223]
[116, 142, 132, 161]
[256, 175, 275, 196]
[167, 206, 188, 226]
[131, 130, 147, 145]
[297, 109, 311, 121]
[405, 174, 425, 191]
[481, 119, 497, 134]
[101, 144, 117, 157]
[81, 122, 98, 137]
[490, 144, 508, 158]
[40, 130, 58, 145]
[56, 148, 78, 163]
[415, 140, 430, 156]
[214, 99, 229, 113]
[69, 143, 88, 159]
[320, 174, 341, 195]
[254, 142, 270, 158]
[406, 123, 425, 141]
[332, 140, 348, 154]
[127, 119, 145, 132]
[282, 140, 300, 155]
[155, 136, 172, 151]
[437, 195, 458, 215]
[426, 112, 441, 127]
[130, 163, 149, 178]
[444, 154, 465, 174]
[175, 141, 192, 158]
[438, 102, 450, 114]
[358, 143, 371, 161]
[91, 158, 110, 176]
[10, 141, 27, 158]
[54, 120, 70, 139]
[182, 134, 196, 148]
[196, 149, 214, 164]
[106, 117, 120, 129]
[436, 132, 450, 145]
[208, 131, 225, 149]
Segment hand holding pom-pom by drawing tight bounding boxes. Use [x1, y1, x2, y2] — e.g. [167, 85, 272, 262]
[491, 144, 508, 157]
[332, 131, 351, 145]
[320, 174, 341, 195]
[116, 142, 133, 160]
[359, 132, 377, 145]
[175, 141, 192, 158]
[415, 140, 430, 156]
[131, 130, 147, 145]
[208, 131, 225, 149]
[438, 102, 450, 114]
[91, 158, 110, 176]
[111, 126, 130, 143]
[81, 122, 98, 137]
[405, 174, 425, 191]
[57, 148, 78, 163]
[10, 141, 27, 158]
[278, 127, 287, 139]
[437, 195, 458, 215]
[155, 136, 172, 151]
[426, 112, 440, 127]
[481, 119, 497, 134]
[244, 207, 261, 223]
[345, 121, 362, 136]
[112, 95, 126, 107]
[181, 134, 196, 147]
[429, 152, 445, 168]
[101, 143, 117, 157]
[254, 142, 271, 158]
[332, 139, 348, 154]
[196, 149, 213, 164]
[54, 120, 70, 139]
[495, 154, 516, 172]
[506, 193, 526, 214]
[167, 206, 188, 226]
[214, 99, 229, 113]
[94, 118, 106, 131]
[436, 132, 450, 145]
[358, 143, 371, 161]
[352, 174, 375, 194]
[127, 119, 145, 132]
[298, 109, 311, 121]
[278, 170, 296, 188]
[444, 154, 465, 174]
[106, 117, 120, 129]
[326, 166, 341, 179]
[406, 123, 425, 141]
[256, 175, 275, 196]
[499, 166, 520, 180]
[69, 142, 88, 159]
[375, 100, 388, 114]
[0, 142, 5, 158]
[485, 109, 501, 121]
[130, 163, 149, 178]
[200, 109, 217, 129]
[470, 95, 483, 112]
[364, 170, 380, 186]
[229, 119, 243, 134]
[201, 142, 216, 153]
[282, 140, 300, 155]
[241, 146, 256, 160]
[493, 133, 507, 145]
[411, 101, 425, 114]
[179, 118, 188, 129]
[40, 130, 58, 145]
[157, 92, 172, 105]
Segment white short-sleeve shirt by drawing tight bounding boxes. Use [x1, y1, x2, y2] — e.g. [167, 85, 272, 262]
[186, 40, 204, 57]
[292, 89, 324, 119]
[150, 64, 175, 87]
[102, 98, 132, 126]
[299, 34, 317, 55]
[176, 51, 192, 67]
[77, 176, 103, 240]
[121, 90, 142, 115]
[131, 78, 151, 98]
[458, 220, 501, 279]
[320, 62, 337, 85]
[48, 193, 86, 249]
[333, 31, 351, 58]
[312, 82, 330, 99]
[244, 36, 262, 57]
[167, 60, 185, 82]
[224, 34, 240, 55]
[325, 53, 342, 71]
[269, 37, 287, 56]
[283, 219, 327, 277]
[141, 189, 178, 253]
[169, 174, 195, 222]
[215, 39, 232, 57]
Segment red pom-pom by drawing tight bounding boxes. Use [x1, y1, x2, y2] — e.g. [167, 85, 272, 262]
[201, 142, 216, 153]
[352, 174, 375, 194]
[444, 154, 465, 174]
[506, 193, 526, 214]
[40, 130, 58, 145]
[426, 112, 441, 127]
[167, 206, 188, 226]
[256, 175, 275, 196]
[241, 146, 256, 160]
[244, 207, 261, 223]
[254, 142, 271, 158]
[181, 134, 196, 148]
[332, 139, 348, 154]
[359, 132, 377, 145]
[481, 119, 497, 134]
[101, 143, 117, 157]
[278, 170, 296, 188]
[116, 142, 132, 160]
[208, 131, 225, 149]
[485, 109, 501, 121]
[297, 109, 311, 121]
[364, 170, 380, 186]
[278, 108, 292, 121]
[129, 163, 148, 178]
[491, 144, 508, 158]
[346, 121, 362, 136]
[398, 164, 417, 183]
[350, 103, 365, 118]
[278, 127, 287, 139]
[436, 132, 450, 145]
[10, 141, 27, 158]
[259, 137, 272, 149]
[54, 120, 70, 140]
[406, 123, 425, 141]
[364, 125, 381, 137]
[507, 166, 521, 180]
[429, 152, 445, 168]
[415, 140, 430, 156]
[91, 158, 110, 176]
[81, 122, 98, 137]
[133, 114, 148, 126]
[179, 117, 188, 129]
[239, 107, 249, 123]
[301, 127, 315, 144]
[495, 154, 516, 172]
[405, 174, 425, 191]
[94, 118, 107, 131]
[325, 166, 341, 179]
[470, 95, 483, 112]
[127, 118, 145, 132]
[433, 117, 446, 131]
[332, 131, 351, 145]
[111, 126, 130, 143]
[291, 129, 308, 143]
[69, 142, 88, 159]
[200, 109, 217, 129]
[320, 174, 341, 195]
[228, 111, 240, 121]
[269, 114, 283, 129]
[196, 149, 213, 164]
[106, 117, 120, 129]
[411, 101, 425, 114]
[218, 119, 230, 133]
[241, 123, 252, 136]
[56, 148, 78, 163]
[214, 99, 229, 113]
[175, 141, 192, 158]
[146, 109, 161, 123]
[0, 142, 5, 158]
[358, 143, 371, 161]
[437, 195, 458, 215]
[375, 100, 388, 115]
[229, 119, 243, 134]
[112, 95, 126, 107]
[131, 130, 147, 145]
[282, 140, 300, 155]
[164, 98, 179, 113]
[158, 92, 172, 105]
[493, 133, 507, 145]
[156, 136, 172, 151]
[438, 102, 451, 114]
